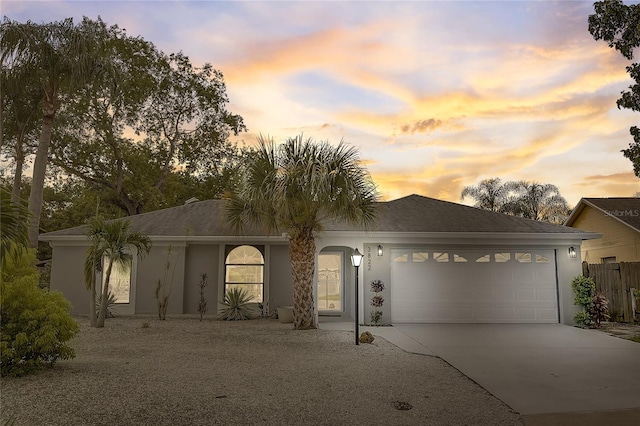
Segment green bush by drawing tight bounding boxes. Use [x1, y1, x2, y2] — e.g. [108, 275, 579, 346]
[1, 246, 79, 377]
[570, 275, 596, 327]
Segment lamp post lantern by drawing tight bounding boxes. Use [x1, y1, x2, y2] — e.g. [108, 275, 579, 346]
[350, 248, 363, 345]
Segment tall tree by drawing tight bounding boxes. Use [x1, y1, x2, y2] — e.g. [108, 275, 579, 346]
[50, 40, 245, 215]
[461, 178, 570, 224]
[84, 217, 151, 328]
[505, 181, 569, 224]
[0, 17, 108, 247]
[460, 178, 511, 212]
[0, 64, 41, 205]
[226, 135, 379, 330]
[589, 0, 640, 177]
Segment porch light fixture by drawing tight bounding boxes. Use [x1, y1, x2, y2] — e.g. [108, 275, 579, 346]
[351, 248, 363, 345]
[377, 244, 383, 256]
[568, 247, 577, 259]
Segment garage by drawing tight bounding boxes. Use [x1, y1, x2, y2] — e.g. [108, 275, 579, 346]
[390, 248, 559, 323]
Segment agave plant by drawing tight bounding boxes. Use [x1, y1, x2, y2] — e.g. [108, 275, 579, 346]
[217, 287, 255, 321]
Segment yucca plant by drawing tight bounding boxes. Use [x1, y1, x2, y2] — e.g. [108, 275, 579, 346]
[95, 291, 117, 319]
[217, 287, 254, 321]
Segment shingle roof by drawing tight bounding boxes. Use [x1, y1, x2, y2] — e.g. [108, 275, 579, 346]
[41, 194, 588, 239]
[326, 194, 586, 234]
[40, 200, 280, 238]
[565, 197, 640, 233]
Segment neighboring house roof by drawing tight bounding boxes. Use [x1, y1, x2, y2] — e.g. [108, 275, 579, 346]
[564, 197, 640, 234]
[41, 194, 595, 242]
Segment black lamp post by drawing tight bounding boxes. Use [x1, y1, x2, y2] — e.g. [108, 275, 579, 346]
[351, 247, 363, 345]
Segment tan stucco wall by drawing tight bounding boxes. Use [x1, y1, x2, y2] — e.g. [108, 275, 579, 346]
[571, 206, 640, 262]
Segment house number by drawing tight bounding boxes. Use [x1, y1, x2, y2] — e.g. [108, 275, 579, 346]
[367, 246, 372, 271]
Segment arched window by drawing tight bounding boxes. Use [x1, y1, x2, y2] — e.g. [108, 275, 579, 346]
[225, 245, 264, 303]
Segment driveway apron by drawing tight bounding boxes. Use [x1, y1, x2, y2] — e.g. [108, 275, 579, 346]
[391, 324, 640, 416]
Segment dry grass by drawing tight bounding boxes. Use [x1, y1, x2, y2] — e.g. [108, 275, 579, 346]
[1, 316, 522, 426]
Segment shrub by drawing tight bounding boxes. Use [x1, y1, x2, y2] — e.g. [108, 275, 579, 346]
[218, 287, 254, 321]
[571, 275, 596, 327]
[1, 247, 79, 377]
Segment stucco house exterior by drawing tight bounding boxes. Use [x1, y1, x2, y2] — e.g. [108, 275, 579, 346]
[564, 197, 640, 263]
[40, 194, 599, 326]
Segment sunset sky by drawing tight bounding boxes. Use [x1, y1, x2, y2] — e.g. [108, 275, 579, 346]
[4, 0, 639, 206]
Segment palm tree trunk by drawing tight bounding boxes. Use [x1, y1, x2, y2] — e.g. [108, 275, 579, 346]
[89, 272, 97, 328]
[27, 105, 55, 248]
[289, 229, 317, 330]
[96, 260, 113, 328]
[11, 139, 24, 206]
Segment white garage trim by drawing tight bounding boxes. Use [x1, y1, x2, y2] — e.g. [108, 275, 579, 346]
[390, 248, 559, 323]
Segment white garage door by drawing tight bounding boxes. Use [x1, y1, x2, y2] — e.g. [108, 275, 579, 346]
[390, 248, 558, 323]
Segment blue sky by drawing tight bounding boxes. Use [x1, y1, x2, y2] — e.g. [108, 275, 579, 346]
[4, 0, 639, 205]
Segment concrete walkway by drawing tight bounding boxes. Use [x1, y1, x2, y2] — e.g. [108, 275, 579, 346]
[320, 322, 640, 423]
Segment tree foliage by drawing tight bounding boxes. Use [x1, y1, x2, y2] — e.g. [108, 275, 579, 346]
[0, 189, 29, 265]
[49, 31, 246, 215]
[1, 16, 246, 245]
[461, 178, 569, 224]
[0, 246, 79, 377]
[589, 0, 640, 177]
[226, 135, 379, 329]
[1, 16, 110, 247]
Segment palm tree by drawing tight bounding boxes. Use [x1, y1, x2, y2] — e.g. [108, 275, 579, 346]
[226, 135, 379, 330]
[84, 217, 151, 328]
[0, 189, 29, 266]
[84, 216, 107, 327]
[505, 181, 570, 224]
[0, 17, 107, 248]
[460, 178, 510, 212]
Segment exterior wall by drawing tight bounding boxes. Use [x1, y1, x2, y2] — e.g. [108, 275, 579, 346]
[556, 244, 583, 325]
[571, 206, 640, 262]
[183, 244, 220, 315]
[135, 243, 186, 315]
[46, 235, 586, 326]
[362, 244, 391, 325]
[267, 244, 294, 313]
[49, 244, 90, 315]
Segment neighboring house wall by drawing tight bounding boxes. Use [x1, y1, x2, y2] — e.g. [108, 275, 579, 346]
[571, 206, 640, 262]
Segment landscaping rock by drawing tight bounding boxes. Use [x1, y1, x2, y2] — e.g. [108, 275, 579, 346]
[359, 331, 375, 344]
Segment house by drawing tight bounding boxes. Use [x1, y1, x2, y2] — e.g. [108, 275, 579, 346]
[564, 197, 640, 263]
[40, 194, 599, 325]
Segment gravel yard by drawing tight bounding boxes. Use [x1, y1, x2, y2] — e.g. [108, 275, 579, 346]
[1, 316, 522, 425]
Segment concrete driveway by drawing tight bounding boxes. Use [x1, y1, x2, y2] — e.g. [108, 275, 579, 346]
[377, 323, 640, 417]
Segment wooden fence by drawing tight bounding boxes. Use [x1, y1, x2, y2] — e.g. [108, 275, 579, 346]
[582, 262, 640, 323]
